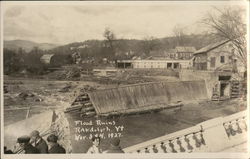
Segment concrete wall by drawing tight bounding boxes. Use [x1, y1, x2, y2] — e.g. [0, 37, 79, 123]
[179, 70, 234, 99]
[123, 110, 247, 153]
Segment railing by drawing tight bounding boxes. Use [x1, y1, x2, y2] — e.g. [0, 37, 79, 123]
[123, 110, 247, 153]
[222, 111, 247, 140]
[123, 125, 206, 153]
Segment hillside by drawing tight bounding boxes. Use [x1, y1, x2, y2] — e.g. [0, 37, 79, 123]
[4, 40, 58, 52]
[3, 33, 218, 59]
[49, 33, 218, 59]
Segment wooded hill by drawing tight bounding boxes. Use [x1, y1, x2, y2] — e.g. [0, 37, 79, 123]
[49, 33, 218, 60]
[3, 33, 219, 75]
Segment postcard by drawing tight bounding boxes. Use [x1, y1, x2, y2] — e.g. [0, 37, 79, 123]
[0, 1, 249, 159]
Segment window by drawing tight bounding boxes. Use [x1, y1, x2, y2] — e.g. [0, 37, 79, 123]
[173, 63, 179, 69]
[167, 63, 172, 69]
[210, 57, 216, 68]
[220, 56, 225, 63]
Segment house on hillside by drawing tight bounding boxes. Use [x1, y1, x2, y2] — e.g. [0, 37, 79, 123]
[150, 47, 196, 60]
[193, 40, 244, 73]
[175, 46, 196, 60]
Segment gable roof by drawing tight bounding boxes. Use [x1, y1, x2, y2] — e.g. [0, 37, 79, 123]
[175, 46, 196, 53]
[194, 40, 230, 55]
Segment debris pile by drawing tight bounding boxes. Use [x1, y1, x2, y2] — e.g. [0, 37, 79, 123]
[18, 92, 35, 100]
[59, 83, 76, 93]
[47, 66, 81, 80]
[64, 93, 96, 117]
[17, 92, 43, 102]
[79, 85, 97, 92]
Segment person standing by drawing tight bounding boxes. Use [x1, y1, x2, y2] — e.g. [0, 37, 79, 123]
[47, 134, 66, 154]
[87, 136, 102, 153]
[30, 130, 48, 153]
[17, 136, 40, 154]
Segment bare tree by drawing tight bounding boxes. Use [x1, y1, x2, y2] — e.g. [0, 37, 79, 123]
[140, 36, 160, 55]
[172, 24, 187, 46]
[103, 27, 116, 51]
[202, 6, 247, 69]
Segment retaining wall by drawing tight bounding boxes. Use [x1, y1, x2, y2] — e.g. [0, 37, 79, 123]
[179, 70, 234, 99]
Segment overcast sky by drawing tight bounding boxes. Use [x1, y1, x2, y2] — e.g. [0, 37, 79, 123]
[3, 1, 247, 45]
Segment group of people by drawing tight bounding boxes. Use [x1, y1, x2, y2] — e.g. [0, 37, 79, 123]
[87, 136, 124, 153]
[5, 130, 124, 154]
[5, 130, 66, 154]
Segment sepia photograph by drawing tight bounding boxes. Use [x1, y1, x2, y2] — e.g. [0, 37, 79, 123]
[0, 1, 248, 158]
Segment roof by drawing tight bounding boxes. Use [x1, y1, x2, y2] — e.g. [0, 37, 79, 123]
[194, 40, 230, 55]
[175, 46, 196, 53]
[88, 80, 208, 115]
[40, 54, 54, 64]
[150, 50, 175, 55]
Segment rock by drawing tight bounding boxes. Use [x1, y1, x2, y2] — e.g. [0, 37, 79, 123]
[35, 98, 43, 102]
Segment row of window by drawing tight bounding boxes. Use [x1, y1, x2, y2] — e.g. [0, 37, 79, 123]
[134, 63, 181, 69]
[210, 55, 233, 68]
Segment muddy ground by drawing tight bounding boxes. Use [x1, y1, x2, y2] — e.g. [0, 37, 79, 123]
[4, 78, 115, 126]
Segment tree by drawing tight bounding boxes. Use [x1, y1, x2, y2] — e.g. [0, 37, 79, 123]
[172, 24, 187, 46]
[3, 49, 22, 74]
[103, 27, 116, 55]
[202, 7, 247, 69]
[140, 36, 160, 55]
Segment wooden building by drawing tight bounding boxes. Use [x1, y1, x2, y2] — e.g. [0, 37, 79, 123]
[175, 46, 196, 60]
[117, 59, 192, 69]
[193, 40, 243, 72]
